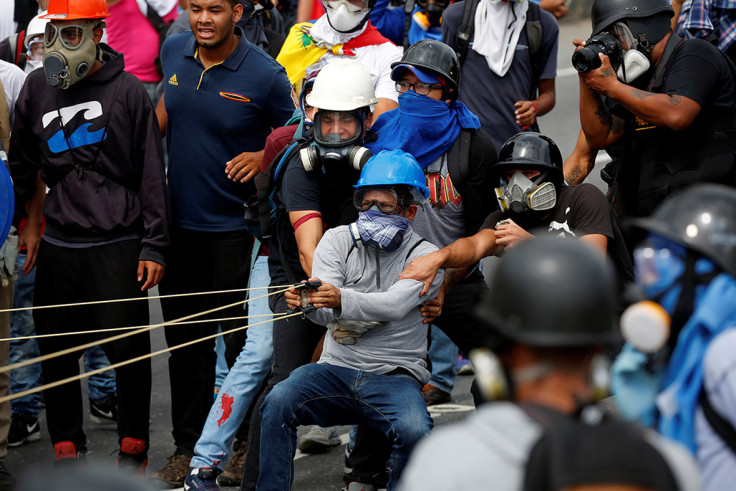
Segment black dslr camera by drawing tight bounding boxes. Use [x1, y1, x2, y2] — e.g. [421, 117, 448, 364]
[572, 33, 622, 73]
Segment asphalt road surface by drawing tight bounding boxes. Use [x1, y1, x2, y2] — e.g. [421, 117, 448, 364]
[3, 17, 602, 490]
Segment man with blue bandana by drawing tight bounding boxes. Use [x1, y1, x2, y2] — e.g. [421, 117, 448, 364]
[257, 150, 443, 491]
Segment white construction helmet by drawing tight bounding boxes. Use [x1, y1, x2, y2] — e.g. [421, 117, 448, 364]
[25, 12, 49, 48]
[306, 58, 377, 112]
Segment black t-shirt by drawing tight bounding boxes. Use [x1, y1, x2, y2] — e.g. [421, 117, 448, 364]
[267, 154, 360, 285]
[612, 38, 735, 130]
[481, 184, 612, 239]
[611, 37, 736, 217]
[481, 184, 634, 284]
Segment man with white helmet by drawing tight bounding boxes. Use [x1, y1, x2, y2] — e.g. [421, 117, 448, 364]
[240, 57, 379, 491]
[276, 0, 402, 121]
[257, 149, 443, 491]
[22, 13, 48, 74]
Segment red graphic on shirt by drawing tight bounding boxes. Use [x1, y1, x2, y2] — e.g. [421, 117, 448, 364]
[217, 393, 235, 427]
[426, 172, 461, 208]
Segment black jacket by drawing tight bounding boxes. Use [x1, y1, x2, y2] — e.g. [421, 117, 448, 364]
[9, 45, 170, 265]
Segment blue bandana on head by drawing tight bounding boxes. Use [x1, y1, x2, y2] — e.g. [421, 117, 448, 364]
[352, 210, 411, 252]
[368, 91, 480, 168]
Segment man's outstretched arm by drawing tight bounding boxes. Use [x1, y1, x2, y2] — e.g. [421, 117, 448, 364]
[400, 229, 502, 295]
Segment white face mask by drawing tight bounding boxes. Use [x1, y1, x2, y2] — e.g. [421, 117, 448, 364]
[616, 49, 650, 83]
[324, 0, 369, 32]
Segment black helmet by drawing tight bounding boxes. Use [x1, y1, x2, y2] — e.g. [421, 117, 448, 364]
[628, 184, 736, 277]
[491, 132, 564, 188]
[591, 0, 674, 38]
[391, 40, 461, 101]
[475, 237, 618, 348]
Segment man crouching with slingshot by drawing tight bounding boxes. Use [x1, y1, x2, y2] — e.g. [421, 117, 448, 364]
[256, 150, 443, 491]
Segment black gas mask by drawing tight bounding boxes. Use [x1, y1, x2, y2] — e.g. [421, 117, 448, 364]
[415, 0, 448, 27]
[299, 109, 372, 172]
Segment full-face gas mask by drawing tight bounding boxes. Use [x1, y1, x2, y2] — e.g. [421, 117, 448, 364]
[323, 0, 371, 33]
[609, 22, 651, 84]
[494, 171, 556, 213]
[43, 20, 102, 89]
[299, 109, 372, 172]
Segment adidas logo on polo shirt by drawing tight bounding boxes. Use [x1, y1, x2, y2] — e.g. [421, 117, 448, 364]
[168, 74, 178, 86]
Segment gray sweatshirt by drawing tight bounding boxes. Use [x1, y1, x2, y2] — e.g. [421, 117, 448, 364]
[306, 225, 444, 384]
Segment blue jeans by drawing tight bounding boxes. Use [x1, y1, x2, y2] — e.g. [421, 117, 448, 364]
[10, 254, 41, 417]
[214, 329, 229, 391]
[85, 345, 117, 402]
[427, 325, 458, 393]
[257, 363, 432, 491]
[191, 255, 274, 469]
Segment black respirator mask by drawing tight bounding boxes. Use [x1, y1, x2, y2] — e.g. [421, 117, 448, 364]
[299, 110, 372, 172]
[415, 0, 445, 27]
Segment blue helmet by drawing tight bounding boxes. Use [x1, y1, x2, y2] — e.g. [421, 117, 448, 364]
[354, 150, 429, 202]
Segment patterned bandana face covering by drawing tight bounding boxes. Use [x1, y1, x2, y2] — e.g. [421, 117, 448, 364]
[350, 210, 411, 252]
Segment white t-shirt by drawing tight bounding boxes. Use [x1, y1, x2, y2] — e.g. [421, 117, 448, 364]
[698, 327, 736, 491]
[319, 43, 402, 102]
[0, 59, 27, 121]
[0, 0, 17, 42]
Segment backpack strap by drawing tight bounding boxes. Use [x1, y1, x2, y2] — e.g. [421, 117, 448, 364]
[700, 387, 736, 455]
[525, 2, 542, 101]
[250, 139, 303, 240]
[403, 238, 426, 264]
[446, 128, 472, 193]
[9, 32, 26, 71]
[269, 140, 311, 285]
[403, 0, 416, 50]
[454, 0, 481, 66]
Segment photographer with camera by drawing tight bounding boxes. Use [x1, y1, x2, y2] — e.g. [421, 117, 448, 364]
[575, 0, 736, 220]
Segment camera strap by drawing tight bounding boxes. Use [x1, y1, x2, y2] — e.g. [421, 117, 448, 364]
[647, 35, 683, 92]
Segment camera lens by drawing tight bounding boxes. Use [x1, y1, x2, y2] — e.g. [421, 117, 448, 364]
[572, 46, 603, 73]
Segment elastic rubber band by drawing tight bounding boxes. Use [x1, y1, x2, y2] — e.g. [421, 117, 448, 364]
[293, 212, 322, 232]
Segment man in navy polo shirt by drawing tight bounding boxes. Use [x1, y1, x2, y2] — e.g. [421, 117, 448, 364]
[153, 0, 294, 486]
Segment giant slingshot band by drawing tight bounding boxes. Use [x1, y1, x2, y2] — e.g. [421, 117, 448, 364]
[0, 284, 292, 314]
[0, 313, 275, 342]
[0, 283, 307, 404]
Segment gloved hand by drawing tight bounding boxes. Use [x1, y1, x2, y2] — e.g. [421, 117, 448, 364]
[0, 226, 18, 287]
[327, 319, 383, 345]
[611, 343, 664, 427]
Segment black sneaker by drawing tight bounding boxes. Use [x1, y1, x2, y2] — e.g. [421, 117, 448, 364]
[90, 396, 117, 425]
[0, 460, 14, 490]
[8, 413, 41, 447]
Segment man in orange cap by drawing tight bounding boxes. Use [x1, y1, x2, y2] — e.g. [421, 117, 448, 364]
[9, 0, 169, 473]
